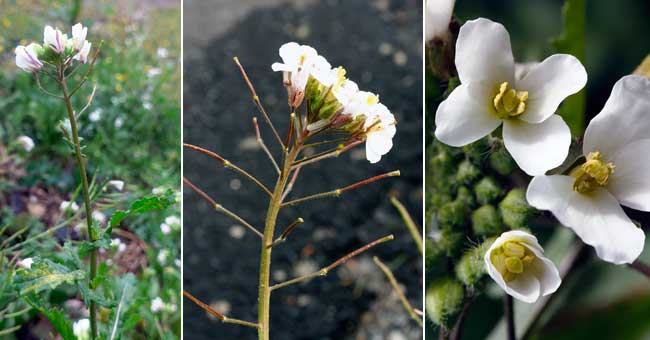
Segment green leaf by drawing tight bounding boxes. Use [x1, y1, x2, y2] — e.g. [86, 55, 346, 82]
[23, 296, 77, 340]
[14, 258, 85, 295]
[109, 189, 176, 228]
[108, 273, 137, 340]
[552, 0, 587, 136]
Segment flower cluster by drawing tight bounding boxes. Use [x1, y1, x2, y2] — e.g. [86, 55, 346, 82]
[15, 23, 91, 73]
[431, 16, 649, 306]
[272, 42, 397, 163]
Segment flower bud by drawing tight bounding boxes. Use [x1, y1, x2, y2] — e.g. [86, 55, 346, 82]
[425, 277, 464, 327]
[455, 239, 492, 287]
[437, 200, 467, 228]
[474, 177, 504, 205]
[456, 186, 475, 208]
[471, 205, 502, 237]
[499, 189, 534, 229]
[489, 147, 517, 176]
[455, 160, 480, 184]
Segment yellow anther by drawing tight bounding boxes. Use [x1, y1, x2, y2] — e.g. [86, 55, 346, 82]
[505, 257, 524, 274]
[503, 242, 525, 258]
[333, 67, 347, 91]
[493, 82, 529, 119]
[571, 151, 615, 193]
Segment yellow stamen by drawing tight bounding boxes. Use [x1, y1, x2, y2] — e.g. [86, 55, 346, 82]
[491, 240, 537, 282]
[333, 67, 347, 91]
[571, 151, 616, 193]
[366, 94, 379, 105]
[493, 82, 529, 119]
[505, 257, 523, 274]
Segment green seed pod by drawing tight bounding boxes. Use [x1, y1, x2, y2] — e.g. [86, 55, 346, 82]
[430, 149, 455, 176]
[489, 147, 516, 176]
[499, 189, 534, 229]
[425, 238, 447, 277]
[425, 278, 464, 327]
[455, 238, 494, 287]
[471, 205, 502, 237]
[474, 177, 504, 205]
[456, 160, 480, 184]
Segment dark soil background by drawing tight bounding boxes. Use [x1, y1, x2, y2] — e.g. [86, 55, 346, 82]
[183, 0, 423, 339]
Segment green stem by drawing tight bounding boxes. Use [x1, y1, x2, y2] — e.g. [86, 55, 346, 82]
[61, 80, 98, 340]
[257, 147, 298, 340]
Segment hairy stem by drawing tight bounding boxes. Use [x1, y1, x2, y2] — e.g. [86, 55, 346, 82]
[61, 79, 97, 340]
[257, 146, 299, 340]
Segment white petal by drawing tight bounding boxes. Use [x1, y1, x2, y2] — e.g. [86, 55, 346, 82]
[514, 62, 540, 81]
[584, 75, 650, 158]
[516, 54, 587, 124]
[502, 115, 571, 176]
[455, 18, 515, 85]
[434, 83, 501, 147]
[527, 175, 645, 264]
[425, 0, 455, 41]
[607, 139, 650, 211]
[530, 257, 561, 296]
[505, 273, 541, 303]
[366, 145, 381, 164]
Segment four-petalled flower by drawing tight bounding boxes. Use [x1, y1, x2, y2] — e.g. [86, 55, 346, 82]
[527, 75, 649, 264]
[485, 230, 561, 303]
[435, 18, 587, 175]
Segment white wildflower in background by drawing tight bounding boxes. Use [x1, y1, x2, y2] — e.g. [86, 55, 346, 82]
[15, 43, 43, 72]
[72, 318, 90, 340]
[527, 75, 650, 264]
[157, 249, 169, 265]
[89, 109, 102, 122]
[160, 223, 171, 235]
[174, 258, 181, 267]
[115, 117, 124, 128]
[111, 238, 126, 253]
[160, 215, 180, 235]
[92, 211, 106, 224]
[107, 180, 125, 191]
[152, 186, 165, 195]
[60, 200, 79, 212]
[425, 0, 455, 42]
[16, 258, 34, 269]
[43, 26, 67, 54]
[485, 230, 561, 303]
[151, 297, 165, 313]
[16, 136, 35, 151]
[435, 18, 587, 175]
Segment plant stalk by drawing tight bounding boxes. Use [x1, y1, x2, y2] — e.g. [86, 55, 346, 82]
[257, 147, 298, 340]
[61, 80, 98, 339]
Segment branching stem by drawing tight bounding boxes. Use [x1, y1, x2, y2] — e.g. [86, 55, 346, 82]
[373, 256, 422, 327]
[270, 234, 394, 291]
[253, 117, 280, 174]
[183, 291, 259, 329]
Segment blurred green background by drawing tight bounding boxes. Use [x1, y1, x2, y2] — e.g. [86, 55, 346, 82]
[425, 1, 650, 339]
[0, 0, 181, 338]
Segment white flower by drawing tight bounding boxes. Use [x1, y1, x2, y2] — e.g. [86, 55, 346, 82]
[434, 18, 587, 175]
[92, 211, 106, 224]
[74, 40, 91, 64]
[16, 136, 35, 151]
[157, 47, 169, 58]
[72, 318, 90, 340]
[160, 223, 171, 235]
[152, 186, 165, 195]
[157, 249, 169, 265]
[43, 26, 68, 54]
[17, 258, 34, 269]
[151, 297, 165, 313]
[174, 258, 181, 267]
[89, 109, 102, 122]
[164, 215, 180, 226]
[60, 200, 79, 212]
[15, 43, 43, 72]
[71, 23, 88, 51]
[485, 230, 561, 303]
[107, 180, 125, 191]
[527, 75, 650, 264]
[115, 117, 124, 128]
[271, 42, 331, 105]
[425, 0, 455, 42]
[364, 103, 396, 164]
